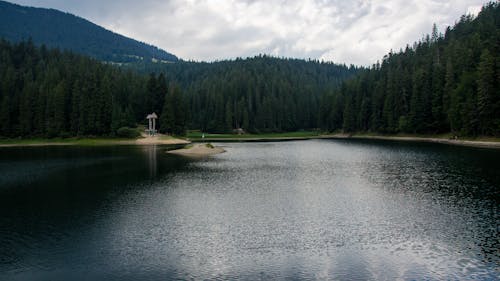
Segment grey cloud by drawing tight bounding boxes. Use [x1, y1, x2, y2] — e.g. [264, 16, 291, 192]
[8, 0, 490, 65]
[375, 6, 390, 15]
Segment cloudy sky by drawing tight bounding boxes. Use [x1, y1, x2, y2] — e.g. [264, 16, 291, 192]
[8, 0, 488, 65]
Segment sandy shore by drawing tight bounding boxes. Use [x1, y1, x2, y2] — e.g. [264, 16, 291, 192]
[167, 143, 225, 157]
[2, 133, 499, 149]
[191, 136, 312, 142]
[324, 134, 500, 149]
[189, 133, 500, 149]
[135, 135, 190, 145]
[0, 135, 189, 147]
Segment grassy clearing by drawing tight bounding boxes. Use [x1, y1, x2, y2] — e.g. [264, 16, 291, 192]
[341, 132, 500, 142]
[3, 132, 498, 147]
[0, 133, 189, 147]
[187, 131, 321, 140]
[0, 137, 137, 146]
[158, 135, 177, 140]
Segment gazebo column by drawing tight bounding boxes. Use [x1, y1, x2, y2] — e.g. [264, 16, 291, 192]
[152, 118, 156, 135]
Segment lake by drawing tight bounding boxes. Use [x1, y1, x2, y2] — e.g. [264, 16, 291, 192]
[0, 140, 498, 280]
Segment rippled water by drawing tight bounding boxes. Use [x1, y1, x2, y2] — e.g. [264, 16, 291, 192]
[0, 140, 498, 280]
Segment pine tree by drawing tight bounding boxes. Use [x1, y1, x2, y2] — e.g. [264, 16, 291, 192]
[171, 85, 186, 136]
[159, 85, 186, 135]
[225, 101, 233, 132]
[443, 59, 454, 129]
[160, 91, 175, 135]
[476, 49, 498, 135]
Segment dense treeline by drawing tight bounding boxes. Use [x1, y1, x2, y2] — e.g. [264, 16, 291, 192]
[320, 2, 499, 136]
[138, 57, 358, 133]
[0, 39, 185, 137]
[0, 38, 355, 137]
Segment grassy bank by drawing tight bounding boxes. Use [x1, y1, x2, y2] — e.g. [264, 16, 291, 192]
[324, 133, 500, 149]
[0, 135, 188, 147]
[187, 130, 500, 148]
[187, 131, 321, 141]
[3, 132, 499, 148]
[336, 132, 500, 143]
[0, 137, 137, 147]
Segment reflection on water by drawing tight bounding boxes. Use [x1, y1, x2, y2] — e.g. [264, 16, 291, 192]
[0, 140, 499, 280]
[142, 145, 158, 179]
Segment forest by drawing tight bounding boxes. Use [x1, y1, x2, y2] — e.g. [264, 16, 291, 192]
[159, 57, 359, 133]
[0, 39, 186, 137]
[0, 2, 498, 138]
[142, 2, 500, 136]
[319, 2, 499, 136]
[0, 40, 356, 137]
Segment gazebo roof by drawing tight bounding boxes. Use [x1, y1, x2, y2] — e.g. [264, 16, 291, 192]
[146, 112, 158, 119]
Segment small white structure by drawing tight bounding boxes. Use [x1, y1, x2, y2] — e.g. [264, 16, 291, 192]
[146, 112, 158, 136]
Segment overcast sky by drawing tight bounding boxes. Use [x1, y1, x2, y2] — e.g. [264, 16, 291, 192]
[8, 0, 488, 65]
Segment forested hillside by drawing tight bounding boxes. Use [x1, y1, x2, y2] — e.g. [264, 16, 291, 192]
[0, 0, 177, 63]
[0, 39, 356, 138]
[159, 57, 358, 132]
[0, 39, 185, 137]
[319, 2, 499, 136]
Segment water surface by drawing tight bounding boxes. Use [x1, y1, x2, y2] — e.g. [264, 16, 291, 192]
[0, 140, 498, 280]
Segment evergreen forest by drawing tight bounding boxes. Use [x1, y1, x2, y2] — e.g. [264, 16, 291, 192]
[0, 2, 498, 138]
[0, 40, 180, 137]
[319, 2, 499, 136]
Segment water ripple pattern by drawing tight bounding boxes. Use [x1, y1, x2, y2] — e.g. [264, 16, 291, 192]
[0, 140, 498, 280]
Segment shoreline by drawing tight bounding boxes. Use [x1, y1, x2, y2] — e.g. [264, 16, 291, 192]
[191, 136, 313, 142]
[190, 134, 500, 149]
[167, 143, 225, 157]
[320, 134, 500, 149]
[1, 134, 499, 149]
[0, 136, 190, 147]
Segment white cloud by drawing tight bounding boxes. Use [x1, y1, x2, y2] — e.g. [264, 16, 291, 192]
[9, 0, 490, 65]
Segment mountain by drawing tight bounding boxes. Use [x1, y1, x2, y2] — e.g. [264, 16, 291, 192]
[0, 0, 177, 63]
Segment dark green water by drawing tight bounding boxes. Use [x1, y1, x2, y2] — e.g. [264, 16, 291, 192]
[0, 140, 498, 280]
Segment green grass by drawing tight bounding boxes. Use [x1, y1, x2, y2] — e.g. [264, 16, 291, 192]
[157, 135, 177, 140]
[3, 132, 498, 146]
[339, 132, 455, 139]
[0, 137, 137, 146]
[0, 132, 190, 147]
[187, 131, 321, 140]
[341, 132, 500, 142]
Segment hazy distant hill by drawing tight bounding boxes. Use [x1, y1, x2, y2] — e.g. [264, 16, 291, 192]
[0, 0, 178, 63]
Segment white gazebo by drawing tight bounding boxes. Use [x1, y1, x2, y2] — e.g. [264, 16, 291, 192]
[146, 112, 158, 136]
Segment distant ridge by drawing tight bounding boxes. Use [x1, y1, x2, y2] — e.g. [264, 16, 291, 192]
[0, 0, 178, 63]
